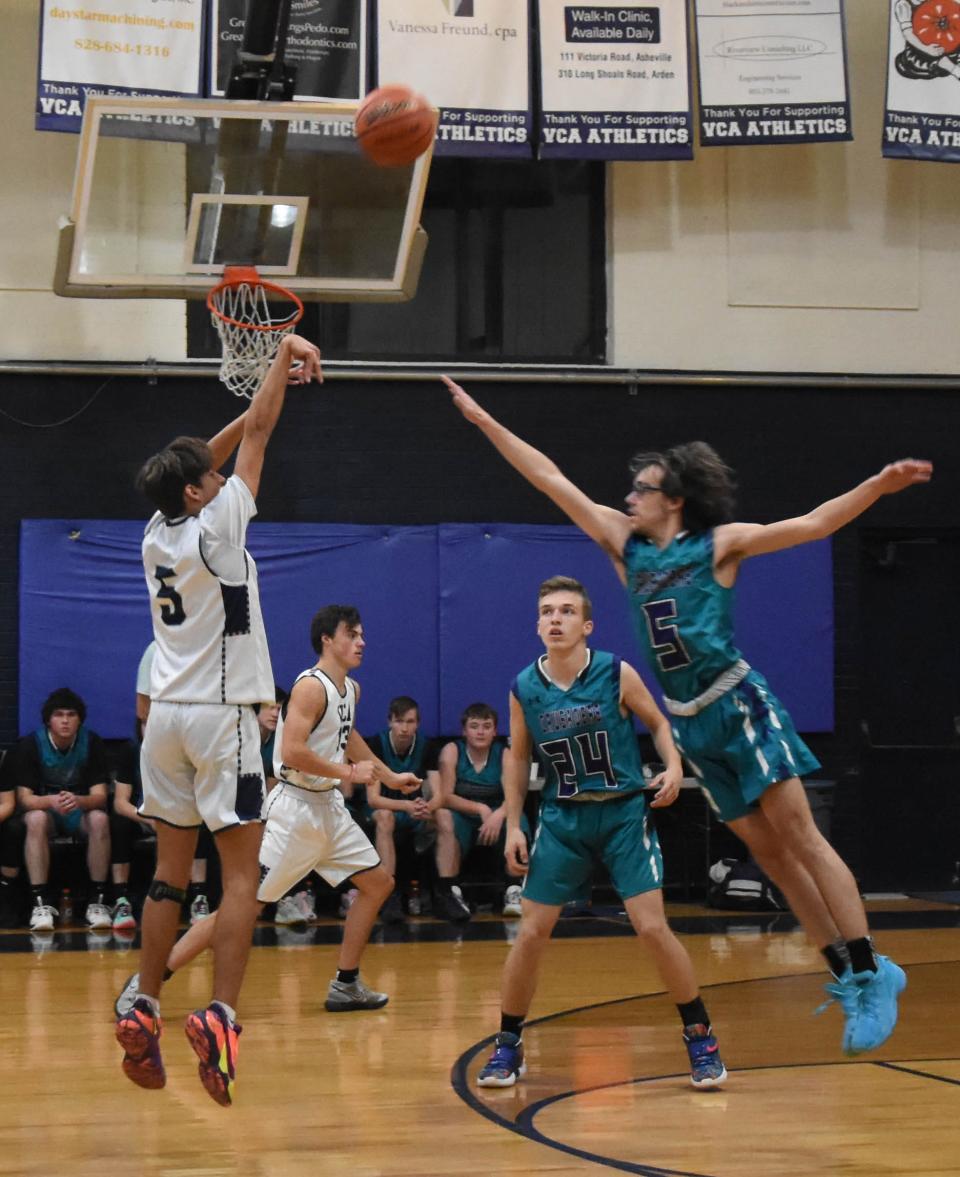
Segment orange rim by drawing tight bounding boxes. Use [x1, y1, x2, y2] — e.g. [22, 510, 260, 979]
[207, 266, 305, 332]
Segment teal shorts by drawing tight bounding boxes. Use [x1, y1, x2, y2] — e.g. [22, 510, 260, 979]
[671, 669, 820, 822]
[523, 790, 662, 907]
[390, 810, 422, 836]
[51, 809, 84, 837]
[453, 809, 530, 856]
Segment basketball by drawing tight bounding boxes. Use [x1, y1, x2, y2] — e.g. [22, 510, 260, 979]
[355, 84, 437, 168]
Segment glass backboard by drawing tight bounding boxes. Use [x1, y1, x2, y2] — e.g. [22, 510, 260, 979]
[54, 96, 433, 301]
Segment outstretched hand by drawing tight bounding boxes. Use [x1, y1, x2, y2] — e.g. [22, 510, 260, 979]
[282, 334, 323, 384]
[441, 374, 488, 426]
[875, 459, 933, 495]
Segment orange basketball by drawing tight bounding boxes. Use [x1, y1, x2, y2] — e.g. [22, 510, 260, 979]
[355, 84, 437, 168]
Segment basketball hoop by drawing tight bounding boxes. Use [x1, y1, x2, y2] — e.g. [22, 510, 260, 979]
[207, 266, 304, 399]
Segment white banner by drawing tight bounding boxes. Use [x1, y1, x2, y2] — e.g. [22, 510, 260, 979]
[37, 0, 204, 132]
[375, 0, 532, 158]
[694, 0, 852, 146]
[538, 2, 693, 159]
[883, 0, 960, 162]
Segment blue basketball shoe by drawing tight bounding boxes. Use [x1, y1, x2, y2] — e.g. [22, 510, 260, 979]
[683, 1024, 727, 1089]
[476, 1032, 526, 1088]
[846, 956, 907, 1055]
[818, 970, 861, 1054]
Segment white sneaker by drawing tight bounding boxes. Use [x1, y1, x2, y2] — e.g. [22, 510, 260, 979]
[189, 894, 210, 924]
[85, 899, 113, 930]
[29, 899, 57, 932]
[275, 894, 307, 926]
[295, 889, 317, 923]
[502, 885, 523, 917]
[114, 971, 141, 1018]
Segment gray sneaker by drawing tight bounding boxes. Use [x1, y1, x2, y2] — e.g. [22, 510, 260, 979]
[275, 894, 307, 926]
[324, 976, 389, 1012]
[85, 899, 113, 930]
[114, 971, 141, 1018]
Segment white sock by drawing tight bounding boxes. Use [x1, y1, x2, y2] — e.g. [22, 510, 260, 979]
[212, 1000, 237, 1024]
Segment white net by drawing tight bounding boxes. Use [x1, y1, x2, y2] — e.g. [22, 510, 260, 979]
[209, 280, 302, 399]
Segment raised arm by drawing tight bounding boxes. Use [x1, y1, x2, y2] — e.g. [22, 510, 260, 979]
[205, 412, 247, 472]
[233, 334, 323, 499]
[714, 458, 933, 568]
[442, 376, 633, 567]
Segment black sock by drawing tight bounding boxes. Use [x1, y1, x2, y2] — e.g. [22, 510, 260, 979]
[677, 997, 709, 1030]
[92, 882, 110, 905]
[187, 881, 205, 900]
[337, 967, 359, 984]
[31, 885, 46, 906]
[846, 936, 878, 974]
[163, 967, 175, 982]
[822, 939, 850, 978]
[501, 1012, 524, 1038]
[436, 877, 453, 893]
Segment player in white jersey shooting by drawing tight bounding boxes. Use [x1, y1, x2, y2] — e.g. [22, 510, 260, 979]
[115, 333, 322, 1107]
[115, 604, 420, 1019]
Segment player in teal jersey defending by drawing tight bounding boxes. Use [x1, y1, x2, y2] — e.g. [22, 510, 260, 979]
[476, 576, 726, 1090]
[443, 374, 932, 1056]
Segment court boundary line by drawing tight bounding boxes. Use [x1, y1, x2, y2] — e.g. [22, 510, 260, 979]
[450, 961, 960, 1176]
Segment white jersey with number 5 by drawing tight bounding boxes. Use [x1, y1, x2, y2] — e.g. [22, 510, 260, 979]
[142, 475, 273, 705]
[274, 668, 357, 792]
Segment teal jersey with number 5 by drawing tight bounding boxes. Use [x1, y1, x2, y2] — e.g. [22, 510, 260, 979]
[512, 649, 647, 802]
[622, 530, 743, 701]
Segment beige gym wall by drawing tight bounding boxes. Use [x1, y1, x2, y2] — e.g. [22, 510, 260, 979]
[610, 0, 960, 374]
[2, 0, 958, 375]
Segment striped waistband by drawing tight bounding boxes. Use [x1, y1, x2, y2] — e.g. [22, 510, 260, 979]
[279, 780, 339, 799]
[662, 660, 751, 717]
[567, 788, 640, 804]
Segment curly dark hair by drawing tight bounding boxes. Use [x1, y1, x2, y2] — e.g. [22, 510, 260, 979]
[629, 441, 737, 532]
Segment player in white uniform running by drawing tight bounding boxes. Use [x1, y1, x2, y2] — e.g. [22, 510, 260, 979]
[115, 604, 419, 1018]
[115, 332, 322, 1107]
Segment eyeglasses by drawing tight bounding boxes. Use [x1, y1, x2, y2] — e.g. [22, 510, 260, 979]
[630, 481, 665, 496]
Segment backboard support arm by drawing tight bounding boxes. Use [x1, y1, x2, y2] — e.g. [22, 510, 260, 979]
[226, 0, 297, 102]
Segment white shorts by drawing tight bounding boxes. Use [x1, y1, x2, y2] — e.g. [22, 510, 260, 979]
[257, 784, 380, 902]
[140, 701, 265, 832]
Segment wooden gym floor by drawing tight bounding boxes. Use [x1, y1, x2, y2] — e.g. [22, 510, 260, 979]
[0, 898, 957, 1177]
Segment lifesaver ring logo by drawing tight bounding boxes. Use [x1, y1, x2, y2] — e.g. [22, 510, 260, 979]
[912, 0, 960, 54]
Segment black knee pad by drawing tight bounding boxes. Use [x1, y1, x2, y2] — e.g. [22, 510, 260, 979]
[148, 879, 187, 905]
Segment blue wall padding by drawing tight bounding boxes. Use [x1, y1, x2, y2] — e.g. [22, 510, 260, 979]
[20, 520, 832, 738]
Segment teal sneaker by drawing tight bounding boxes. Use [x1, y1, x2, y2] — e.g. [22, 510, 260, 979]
[818, 969, 861, 1054]
[477, 1032, 526, 1088]
[846, 956, 907, 1055]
